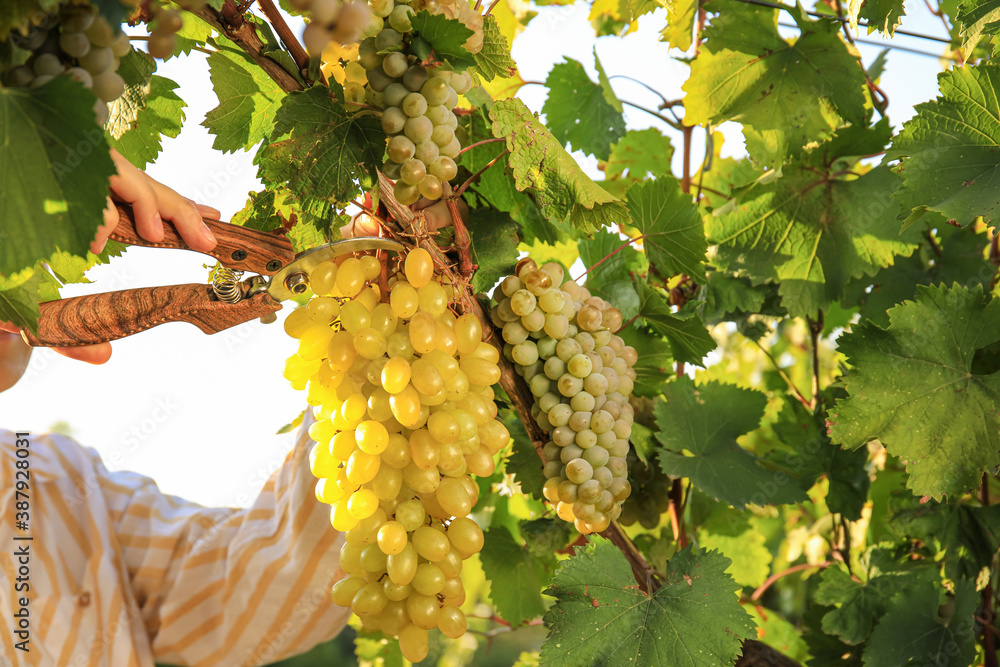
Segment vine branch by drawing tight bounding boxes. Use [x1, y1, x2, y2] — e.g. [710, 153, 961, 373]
[256, 0, 313, 79]
[193, 1, 304, 93]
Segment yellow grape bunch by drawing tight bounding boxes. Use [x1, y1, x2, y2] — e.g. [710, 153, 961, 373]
[490, 259, 638, 534]
[282, 248, 510, 662]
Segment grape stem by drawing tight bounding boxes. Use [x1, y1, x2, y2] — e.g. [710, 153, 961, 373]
[483, 0, 503, 17]
[456, 137, 507, 157]
[750, 562, 831, 602]
[751, 339, 812, 410]
[453, 150, 509, 198]
[444, 193, 477, 279]
[255, 0, 319, 83]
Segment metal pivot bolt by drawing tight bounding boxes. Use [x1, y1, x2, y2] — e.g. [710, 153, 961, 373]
[231, 249, 248, 262]
[285, 272, 309, 295]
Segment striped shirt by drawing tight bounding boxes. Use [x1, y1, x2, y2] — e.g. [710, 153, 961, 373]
[0, 418, 349, 667]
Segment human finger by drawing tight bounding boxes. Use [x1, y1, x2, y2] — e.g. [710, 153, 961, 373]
[145, 176, 218, 253]
[1, 321, 112, 365]
[91, 196, 120, 254]
[108, 149, 163, 242]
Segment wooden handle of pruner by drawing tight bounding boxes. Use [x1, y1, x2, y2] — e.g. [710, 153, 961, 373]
[21, 284, 282, 347]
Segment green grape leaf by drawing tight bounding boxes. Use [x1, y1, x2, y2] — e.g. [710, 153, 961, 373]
[355, 632, 405, 667]
[257, 85, 383, 205]
[862, 578, 978, 667]
[706, 164, 919, 318]
[774, 397, 870, 521]
[618, 324, 673, 397]
[489, 98, 631, 233]
[468, 208, 520, 293]
[410, 11, 476, 70]
[892, 498, 1000, 582]
[635, 280, 715, 365]
[106, 49, 157, 142]
[203, 35, 286, 153]
[108, 75, 186, 169]
[275, 191, 344, 253]
[459, 109, 564, 245]
[601, 127, 674, 198]
[887, 62, 1000, 227]
[473, 16, 517, 82]
[655, 377, 809, 508]
[627, 177, 706, 279]
[577, 229, 645, 292]
[661, 0, 697, 50]
[540, 539, 755, 667]
[829, 283, 1000, 498]
[542, 58, 626, 160]
[481, 527, 554, 626]
[843, 223, 996, 329]
[231, 189, 284, 232]
[0, 78, 115, 278]
[696, 508, 772, 588]
[814, 566, 896, 645]
[956, 0, 1000, 55]
[697, 273, 769, 324]
[520, 518, 578, 558]
[0, 269, 48, 330]
[859, 0, 907, 34]
[275, 409, 305, 435]
[173, 13, 215, 58]
[683, 5, 866, 163]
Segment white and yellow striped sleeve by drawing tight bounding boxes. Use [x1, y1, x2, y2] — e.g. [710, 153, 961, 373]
[102, 416, 350, 666]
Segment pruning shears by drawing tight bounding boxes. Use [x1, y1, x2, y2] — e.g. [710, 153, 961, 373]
[21, 203, 404, 348]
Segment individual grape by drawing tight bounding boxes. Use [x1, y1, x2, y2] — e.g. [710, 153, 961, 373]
[439, 137, 462, 159]
[428, 156, 457, 181]
[343, 81, 366, 107]
[402, 64, 428, 91]
[418, 174, 442, 200]
[400, 158, 426, 186]
[414, 140, 439, 165]
[424, 104, 450, 125]
[358, 38, 382, 69]
[387, 135, 416, 163]
[403, 115, 432, 142]
[33, 53, 63, 77]
[59, 31, 90, 58]
[382, 52, 408, 77]
[389, 4, 415, 32]
[430, 124, 455, 148]
[401, 92, 428, 117]
[375, 28, 402, 51]
[79, 46, 112, 74]
[420, 77, 450, 105]
[370, 0, 394, 17]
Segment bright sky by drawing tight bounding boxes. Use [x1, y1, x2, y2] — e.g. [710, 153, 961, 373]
[0, 2, 950, 508]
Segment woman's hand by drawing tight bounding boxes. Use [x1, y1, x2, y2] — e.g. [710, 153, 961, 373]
[92, 149, 221, 254]
[2, 148, 223, 368]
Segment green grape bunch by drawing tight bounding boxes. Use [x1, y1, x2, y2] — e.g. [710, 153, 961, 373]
[2, 2, 133, 125]
[491, 259, 638, 534]
[350, 0, 482, 206]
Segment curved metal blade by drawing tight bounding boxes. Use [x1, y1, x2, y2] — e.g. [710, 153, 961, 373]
[266, 237, 406, 302]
